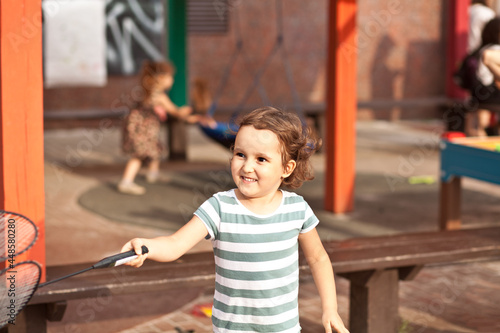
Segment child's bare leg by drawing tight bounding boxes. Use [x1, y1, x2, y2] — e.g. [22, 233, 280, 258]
[118, 158, 145, 195]
[477, 109, 491, 137]
[465, 112, 478, 136]
[146, 158, 160, 183]
[122, 158, 142, 182]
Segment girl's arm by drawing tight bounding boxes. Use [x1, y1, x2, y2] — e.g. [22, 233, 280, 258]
[299, 228, 349, 333]
[185, 114, 218, 129]
[151, 93, 192, 118]
[121, 215, 208, 267]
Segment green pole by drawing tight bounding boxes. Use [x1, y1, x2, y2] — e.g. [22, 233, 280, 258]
[166, 0, 188, 160]
[167, 0, 187, 106]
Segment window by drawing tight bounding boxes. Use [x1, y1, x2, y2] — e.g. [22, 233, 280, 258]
[188, 0, 229, 34]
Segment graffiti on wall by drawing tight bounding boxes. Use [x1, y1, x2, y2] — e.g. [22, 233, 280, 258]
[105, 0, 165, 75]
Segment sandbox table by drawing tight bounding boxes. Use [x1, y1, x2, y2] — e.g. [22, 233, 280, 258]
[439, 136, 500, 230]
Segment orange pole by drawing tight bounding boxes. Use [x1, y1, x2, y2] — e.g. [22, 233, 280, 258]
[324, 0, 357, 213]
[0, 0, 45, 280]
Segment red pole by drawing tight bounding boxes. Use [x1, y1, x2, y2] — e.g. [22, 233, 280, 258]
[0, 0, 46, 280]
[446, 0, 470, 99]
[324, 0, 357, 213]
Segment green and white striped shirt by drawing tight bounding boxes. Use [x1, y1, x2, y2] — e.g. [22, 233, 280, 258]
[194, 189, 319, 332]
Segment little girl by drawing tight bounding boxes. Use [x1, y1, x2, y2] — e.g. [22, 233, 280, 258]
[118, 60, 191, 195]
[121, 107, 349, 332]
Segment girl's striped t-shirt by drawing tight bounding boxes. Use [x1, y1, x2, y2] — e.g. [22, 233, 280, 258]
[194, 189, 319, 332]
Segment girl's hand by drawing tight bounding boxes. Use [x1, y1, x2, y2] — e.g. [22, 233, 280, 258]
[154, 105, 168, 121]
[323, 311, 349, 333]
[177, 106, 193, 119]
[199, 116, 217, 129]
[121, 238, 148, 267]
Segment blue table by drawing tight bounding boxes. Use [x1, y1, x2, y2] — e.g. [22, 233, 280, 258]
[439, 136, 500, 230]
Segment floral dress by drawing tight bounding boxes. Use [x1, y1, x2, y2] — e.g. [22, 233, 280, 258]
[122, 106, 163, 160]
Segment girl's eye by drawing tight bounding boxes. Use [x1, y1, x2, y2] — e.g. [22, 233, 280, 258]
[235, 152, 245, 158]
[257, 157, 267, 162]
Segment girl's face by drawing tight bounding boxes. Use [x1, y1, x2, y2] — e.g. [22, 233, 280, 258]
[231, 125, 295, 201]
[155, 73, 173, 91]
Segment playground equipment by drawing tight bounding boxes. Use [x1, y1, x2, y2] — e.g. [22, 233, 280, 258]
[198, 0, 306, 148]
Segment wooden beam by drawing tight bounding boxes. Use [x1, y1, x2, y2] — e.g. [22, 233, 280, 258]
[0, 0, 45, 279]
[324, 0, 357, 213]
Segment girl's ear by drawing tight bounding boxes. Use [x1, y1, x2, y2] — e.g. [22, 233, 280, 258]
[283, 160, 296, 178]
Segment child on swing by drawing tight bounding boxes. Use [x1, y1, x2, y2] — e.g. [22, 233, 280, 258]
[187, 77, 217, 129]
[121, 107, 349, 332]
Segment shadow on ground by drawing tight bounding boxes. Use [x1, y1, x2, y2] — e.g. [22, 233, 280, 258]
[78, 171, 500, 236]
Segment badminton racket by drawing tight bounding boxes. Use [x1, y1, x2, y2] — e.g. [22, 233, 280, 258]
[0, 246, 148, 327]
[0, 261, 41, 327]
[0, 210, 38, 262]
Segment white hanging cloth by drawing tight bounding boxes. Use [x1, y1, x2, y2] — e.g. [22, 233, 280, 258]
[43, 0, 107, 88]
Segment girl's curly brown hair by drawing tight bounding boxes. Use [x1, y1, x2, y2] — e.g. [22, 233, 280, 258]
[139, 60, 175, 103]
[238, 107, 321, 189]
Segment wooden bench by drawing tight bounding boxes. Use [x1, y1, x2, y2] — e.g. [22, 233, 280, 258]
[4, 227, 500, 333]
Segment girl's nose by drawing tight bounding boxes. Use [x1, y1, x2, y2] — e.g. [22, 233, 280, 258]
[242, 160, 254, 173]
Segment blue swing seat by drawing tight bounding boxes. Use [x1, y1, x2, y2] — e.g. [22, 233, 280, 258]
[199, 121, 239, 149]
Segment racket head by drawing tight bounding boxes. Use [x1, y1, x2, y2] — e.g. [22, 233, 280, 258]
[0, 210, 39, 261]
[0, 261, 41, 328]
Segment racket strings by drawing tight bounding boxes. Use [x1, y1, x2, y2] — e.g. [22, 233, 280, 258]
[0, 261, 41, 327]
[0, 211, 38, 261]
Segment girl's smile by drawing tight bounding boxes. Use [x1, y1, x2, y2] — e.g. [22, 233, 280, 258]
[231, 125, 296, 210]
[241, 176, 257, 183]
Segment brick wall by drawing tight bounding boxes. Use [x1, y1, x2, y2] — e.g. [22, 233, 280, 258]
[44, 0, 449, 124]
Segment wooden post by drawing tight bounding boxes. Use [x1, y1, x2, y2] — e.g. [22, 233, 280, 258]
[341, 269, 400, 333]
[324, 0, 357, 213]
[1, 304, 47, 333]
[439, 177, 462, 230]
[0, 0, 46, 279]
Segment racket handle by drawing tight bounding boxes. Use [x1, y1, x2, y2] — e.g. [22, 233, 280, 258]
[93, 245, 149, 269]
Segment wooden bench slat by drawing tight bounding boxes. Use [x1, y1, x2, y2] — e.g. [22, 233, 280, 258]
[319, 227, 500, 273]
[32, 252, 215, 304]
[324, 226, 500, 250]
